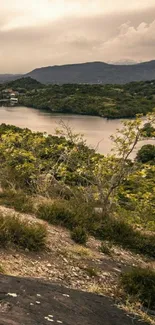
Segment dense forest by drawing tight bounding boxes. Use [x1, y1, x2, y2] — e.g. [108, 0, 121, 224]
[1, 77, 155, 118]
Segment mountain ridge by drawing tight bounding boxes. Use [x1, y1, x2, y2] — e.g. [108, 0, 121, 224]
[1, 60, 155, 84]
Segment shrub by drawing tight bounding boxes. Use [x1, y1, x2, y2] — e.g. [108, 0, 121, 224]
[121, 268, 155, 310]
[0, 189, 34, 214]
[85, 266, 98, 277]
[71, 226, 88, 245]
[36, 200, 75, 228]
[100, 242, 112, 256]
[0, 213, 47, 251]
[96, 217, 155, 258]
[136, 144, 155, 164]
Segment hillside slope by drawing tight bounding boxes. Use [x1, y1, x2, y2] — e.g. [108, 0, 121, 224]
[0, 204, 151, 325]
[26, 60, 155, 84]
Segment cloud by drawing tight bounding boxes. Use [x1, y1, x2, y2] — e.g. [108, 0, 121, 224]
[101, 20, 155, 61]
[0, 2, 155, 73]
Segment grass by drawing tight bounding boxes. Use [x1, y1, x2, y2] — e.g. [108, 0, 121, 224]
[36, 200, 75, 228]
[68, 246, 94, 258]
[121, 267, 155, 310]
[1, 188, 154, 257]
[0, 189, 34, 214]
[96, 217, 155, 258]
[36, 199, 93, 245]
[100, 242, 113, 256]
[88, 282, 104, 295]
[0, 213, 47, 251]
[71, 226, 88, 245]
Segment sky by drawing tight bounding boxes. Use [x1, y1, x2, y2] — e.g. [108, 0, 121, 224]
[0, 0, 155, 73]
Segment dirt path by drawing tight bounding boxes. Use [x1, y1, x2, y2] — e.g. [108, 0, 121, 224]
[0, 274, 148, 325]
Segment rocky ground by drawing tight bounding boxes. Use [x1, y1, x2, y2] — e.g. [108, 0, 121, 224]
[0, 274, 148, 325]
[0, 205, 154, 325]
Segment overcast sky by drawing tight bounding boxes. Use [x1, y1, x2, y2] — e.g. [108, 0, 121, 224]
[0, 0, 155, 73]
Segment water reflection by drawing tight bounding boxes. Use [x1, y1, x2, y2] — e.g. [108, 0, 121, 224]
[0, 106, 154, 158]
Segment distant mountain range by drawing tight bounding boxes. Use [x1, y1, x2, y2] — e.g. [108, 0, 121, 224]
[0, 74, 21, 83]
[1, 60, 155, 84]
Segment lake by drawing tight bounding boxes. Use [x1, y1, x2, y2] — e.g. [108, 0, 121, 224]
[0, 106, 154, 157]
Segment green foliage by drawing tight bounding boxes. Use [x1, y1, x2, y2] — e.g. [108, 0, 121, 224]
[141, 122, 155, 137]
[97, 217, 155, 258]
[0, 189, 34, 213]
[100, 242, 112, 256]
[0, 124, 95, 191]
[36, 200, 75, 228]
[15, 81, 155, 119]
[0, 213, 47, 251]
[136, 144, 155, 164]
[37, 199, 89, 245]
[6, 77, 43, 91]
[0, 118, 154, 257]
[121, 268, 155, 310]
[71, 226, 88, 245]
[118, 164, 155, 230]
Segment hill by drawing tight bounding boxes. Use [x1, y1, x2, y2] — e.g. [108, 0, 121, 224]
[19, 80, 155, 118]
[0, 74, 21, 83]
[1, 60, 155, 85]
[26, 60, 155, 84]
[6, 77, 43, 90]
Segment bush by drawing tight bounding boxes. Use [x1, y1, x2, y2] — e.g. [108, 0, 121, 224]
[71, 226, 88, 245]
[36, 200, 75, 229]
[121, 268, 155, 310]
[96, 217, 155, 258]
[100, 242, 112, 256]
[85, 267, 98, 277]
[0, 213, 47, 251]
[136, 144, 155, 164]
[0, 189, 34, 214]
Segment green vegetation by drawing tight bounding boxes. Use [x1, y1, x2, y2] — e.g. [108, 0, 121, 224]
[97, 217, 155, 257]
[100, 242, 113, 256]
[71, 226, 88, 245]
[6, 77, 43, 91]
[121, 268, 155, 310]
[0, 213, 47, 251]
[136, 144, 155, 164]
[36, 200, 75, 227]
[0, 189, 34, 213]
[1, 77, 155, 118]
[0, 114, 154, 325]
[19, 81, 155, 118]
[0, 114, 154, 255]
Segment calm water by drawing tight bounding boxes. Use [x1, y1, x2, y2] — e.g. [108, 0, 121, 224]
[0, 106, 154, 157]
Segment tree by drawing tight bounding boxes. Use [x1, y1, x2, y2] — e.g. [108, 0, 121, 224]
[55, 113, 155, 217]
[141, 122, 155, 137]
[136, 144, 155, 164]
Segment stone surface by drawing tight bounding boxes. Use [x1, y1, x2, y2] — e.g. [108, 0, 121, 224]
[0, 275, 147, 325]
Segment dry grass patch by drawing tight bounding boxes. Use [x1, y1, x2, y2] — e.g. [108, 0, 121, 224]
[68, 245, 94, 259]
[0, 264, 5, 274]
[88, 282, 104, 295]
